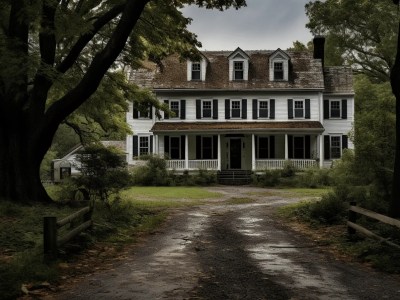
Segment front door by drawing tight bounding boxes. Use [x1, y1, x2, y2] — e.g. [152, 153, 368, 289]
[230, 139, 242, 169]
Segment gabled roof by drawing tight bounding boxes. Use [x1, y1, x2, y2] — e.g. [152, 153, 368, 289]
[227, 47, 250, 60]
[269, 48, 290, 61]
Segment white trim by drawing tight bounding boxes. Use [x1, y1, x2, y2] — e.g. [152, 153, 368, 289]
[169, 100, 180, 119]
[258, 99, 270, 119]
[201, 99, 213, 119]
[293, 99, 305, 119]
[230, 99, 242, 119]
[329, 99, 341, 119]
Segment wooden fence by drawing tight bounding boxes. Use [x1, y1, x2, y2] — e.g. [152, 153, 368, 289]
[43, 204, 93, 261]
[347, 202, 400, 249]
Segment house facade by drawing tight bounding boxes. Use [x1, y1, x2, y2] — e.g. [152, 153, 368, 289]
[126, 37, 354, 172]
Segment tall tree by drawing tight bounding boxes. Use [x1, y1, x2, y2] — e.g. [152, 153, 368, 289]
[306, 0, 398, 82]
[0, 0, 246, 203]
[390, 0, 400, 216]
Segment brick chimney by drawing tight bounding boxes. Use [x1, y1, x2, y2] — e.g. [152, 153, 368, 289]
[313, 36, 325, 67]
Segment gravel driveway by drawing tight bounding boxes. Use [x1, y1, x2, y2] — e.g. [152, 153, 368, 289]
[53, 186, 400, 300]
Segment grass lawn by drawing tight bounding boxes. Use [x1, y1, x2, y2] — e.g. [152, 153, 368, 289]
[121, 186, 222, 208]
[247, 187, 331, 198]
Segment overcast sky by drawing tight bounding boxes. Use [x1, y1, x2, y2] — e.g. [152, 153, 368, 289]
[181, 0, 313, 51]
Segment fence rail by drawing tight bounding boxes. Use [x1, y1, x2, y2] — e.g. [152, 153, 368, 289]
[44, 204, 93, 261]
[347, 202, 400, 249]
[255, 159, 317, 170]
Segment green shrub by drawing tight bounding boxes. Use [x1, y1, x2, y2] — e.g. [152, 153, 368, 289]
[131, 155, 169, 186]
[254, 170, 281, 187]
[281, 162, 296, 177]
[298, 167, 332, 188]
[308, 192, 348, 224]
[193, 169, 217, 186]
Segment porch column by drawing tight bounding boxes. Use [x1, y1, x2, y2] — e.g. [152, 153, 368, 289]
[154, 135, 159, 155]
[251, 134, 256, 171]
[185, 134, 189, 170]
[284, 134, 289, 160]
[217, 134, 221, 171]
[319, 134, 324, 168]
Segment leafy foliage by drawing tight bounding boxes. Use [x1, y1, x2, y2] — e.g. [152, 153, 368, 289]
[306, 0, 398, 81]
[74, 145, 132, 204]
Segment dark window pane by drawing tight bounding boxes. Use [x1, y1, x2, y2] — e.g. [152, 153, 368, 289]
[274, 62, 283, 80]
[170, 137, 180, 159]
[330, 101, 341, 118]
[258, 137, 269, 159]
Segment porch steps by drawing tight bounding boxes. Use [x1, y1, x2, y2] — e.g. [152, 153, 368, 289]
[217, 170, 253, 185]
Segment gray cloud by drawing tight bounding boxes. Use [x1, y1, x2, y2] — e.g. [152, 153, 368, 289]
[182, 0, 312, 51]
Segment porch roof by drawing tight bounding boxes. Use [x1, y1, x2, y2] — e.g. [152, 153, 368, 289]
[151, 121, 324, 133]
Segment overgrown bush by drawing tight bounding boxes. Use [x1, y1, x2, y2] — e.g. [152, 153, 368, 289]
[193, 169, 217, 186]
[281, 161, 296, 177]
[253, 170, 281, 187]
[74, 144, 132, 206]
[297, 167, 332, 188]
[131, 155, 170, 186]
[308, 192, 348, 224]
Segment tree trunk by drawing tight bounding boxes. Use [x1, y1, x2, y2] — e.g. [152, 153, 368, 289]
[0, 116, 52, 204]
[390, 21, 400, 217]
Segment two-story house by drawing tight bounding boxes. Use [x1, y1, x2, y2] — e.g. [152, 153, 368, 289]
[126, 36, 354, 175]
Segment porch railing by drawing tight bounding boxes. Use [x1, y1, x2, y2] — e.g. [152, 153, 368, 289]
[167, 159, 218, 170]
[255, 159, 317, 170]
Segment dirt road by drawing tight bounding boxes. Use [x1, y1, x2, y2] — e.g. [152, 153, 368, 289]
[54, 187, 400, 299]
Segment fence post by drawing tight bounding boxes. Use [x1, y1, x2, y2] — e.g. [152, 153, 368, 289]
[43, 216, 58, 262]
[348, 201, 357, 235]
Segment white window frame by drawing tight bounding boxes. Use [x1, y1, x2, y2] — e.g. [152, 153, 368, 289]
[258, 100, 269, 119]
[330, 100, 341, 119]
[231, 100, 241, 118]
[191, 62, 201, 81]
[233, 61, 244, 80]
[202, 100, 213, 119]
[293, 100, 305, 119]
[170, 100, 180, 119]
[330, 135, 342, 159]
[139, 136, 150, 156]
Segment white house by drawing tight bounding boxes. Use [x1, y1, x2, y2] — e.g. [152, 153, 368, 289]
[126, 37, 354, 177]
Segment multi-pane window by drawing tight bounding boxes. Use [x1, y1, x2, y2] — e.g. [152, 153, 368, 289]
[274, 62, 283, 80]
[258, 137, 269, 159]
[170, 137, 181, 159]
[259, 101, 269, 118]
[139, 136, 149, 156]
[294, 100, 304, 118]
[170, 101, 180, 118]
[192, 63, 201, 80]
[231, 100, 241, 118]
[234, 61, 244, 80]
[330, 136, 341, 159]
[202, 100, 212, 118]
[330, 101, 341, 118]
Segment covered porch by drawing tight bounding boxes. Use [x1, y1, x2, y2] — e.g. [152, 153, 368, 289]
[150, 121, 325, 171]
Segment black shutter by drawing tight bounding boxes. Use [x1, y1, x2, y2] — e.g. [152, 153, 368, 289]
[270, 135, 275, 158]
[270, 99, 275, 119]
[150, 136, 153, 154]
[342, 135, 348, 150]
[288, 99, 293, 119]
[242, 99, 247, 119]
[164, 136, 170, 157]
[181, 135, 185, 159]
[305, 135, 311, 159]
[132, 136, 138, 157]
[252, 99, 258, 120]
[225, 99, 230, 119]
[180, 100, 186, 119]
[255, 136, 258, 159]
[149, 105, 153, 119]
[324, 100, 329, 119]
[196, 99, 201, 119]
[133, 106, 139, 119]
[213, 135, 218, 159]
[305, 99, 310, 119]
[213, 99, 218, 119]
[324, 135, 330, 160]
[288, 135, 293, 159]
[342, 99, 347, 119]
[164, 100, 169, 119]
[196, 135, 201, 159]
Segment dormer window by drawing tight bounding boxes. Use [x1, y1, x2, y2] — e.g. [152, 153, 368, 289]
[187, 55, 208, 81]
[269, 49, 290, 81]
[228, 47, 250, 81]
[191, 63, 201, 80]
[273, 62, 283, 80]
[234, 61, 244, 80]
